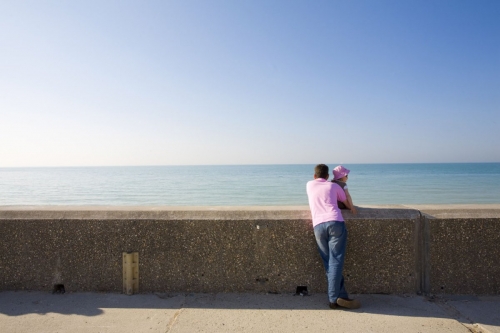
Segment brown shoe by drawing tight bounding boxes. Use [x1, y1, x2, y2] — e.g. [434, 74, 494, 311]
[336, 298, 361, 309]
[329, 302, 339, 309]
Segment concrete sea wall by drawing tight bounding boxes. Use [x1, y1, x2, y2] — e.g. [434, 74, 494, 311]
[0, 205, 499, 295]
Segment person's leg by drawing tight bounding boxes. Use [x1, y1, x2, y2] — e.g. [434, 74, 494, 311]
[314, 221, 360, 309]
[328, 222, 361, 309]
[326, 221, 348, 303]
[337, 275, 348, 299]
[314, 221, 347, 302]
[313, 222, 330, 273]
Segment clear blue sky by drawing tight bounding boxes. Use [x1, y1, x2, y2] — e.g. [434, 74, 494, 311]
[1, 0, 499, 166]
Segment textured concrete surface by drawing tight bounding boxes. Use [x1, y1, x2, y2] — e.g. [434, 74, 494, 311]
[0, 205, 313, 220]
[2, 291, 499, 333]
[405, 204, 500, 219]
[0, 206, 420, 294]
[429, 218, 500, 294]
[408, 205, 500, 295]
[1, 205, 499, 295]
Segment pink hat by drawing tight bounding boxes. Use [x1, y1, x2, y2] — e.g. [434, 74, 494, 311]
[333, 165, 350, 180]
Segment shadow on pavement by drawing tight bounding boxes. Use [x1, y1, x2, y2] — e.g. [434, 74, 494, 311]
[1, 291, 499, 329]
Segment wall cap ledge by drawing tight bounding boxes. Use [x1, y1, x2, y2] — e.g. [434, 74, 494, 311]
[5, 204, 500, 220]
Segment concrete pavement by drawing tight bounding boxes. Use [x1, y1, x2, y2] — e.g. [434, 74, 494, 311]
[1, 291, 499, 333]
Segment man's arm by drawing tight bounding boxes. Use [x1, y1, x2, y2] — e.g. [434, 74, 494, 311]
[341, 199, 352, 211]
[344, 189, 357, 214]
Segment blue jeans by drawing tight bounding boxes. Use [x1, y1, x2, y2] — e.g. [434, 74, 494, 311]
[313, 221, 349, 303]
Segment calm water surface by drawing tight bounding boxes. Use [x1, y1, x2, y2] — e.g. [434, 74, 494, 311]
[0, 163, 499, 206]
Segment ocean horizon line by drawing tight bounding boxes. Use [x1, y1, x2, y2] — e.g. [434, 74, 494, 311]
[2, 161, 500, 169]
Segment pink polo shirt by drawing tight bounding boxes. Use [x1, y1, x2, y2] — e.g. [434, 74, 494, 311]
[306, 178, 347, 227]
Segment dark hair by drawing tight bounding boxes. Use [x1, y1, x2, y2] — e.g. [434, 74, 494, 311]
[314, 164, 329, 179]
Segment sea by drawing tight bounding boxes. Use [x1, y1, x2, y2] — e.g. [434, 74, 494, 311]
[0, 163, 499, 206]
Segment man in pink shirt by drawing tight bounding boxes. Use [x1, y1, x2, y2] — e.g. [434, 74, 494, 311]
[306, 164, 361, 309]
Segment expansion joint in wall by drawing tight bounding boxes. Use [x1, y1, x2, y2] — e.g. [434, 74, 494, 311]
[415, 211, 430, 295]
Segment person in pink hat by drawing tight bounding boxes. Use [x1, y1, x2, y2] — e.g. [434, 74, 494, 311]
[332, 165, 357, 214]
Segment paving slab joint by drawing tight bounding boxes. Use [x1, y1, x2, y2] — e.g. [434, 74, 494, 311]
[430, 297, 490, 333]
[464, 324, 492, 333]
[165, 307, 184, 333]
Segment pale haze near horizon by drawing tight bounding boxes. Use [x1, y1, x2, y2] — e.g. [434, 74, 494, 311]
[1, 0, 499, 167]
